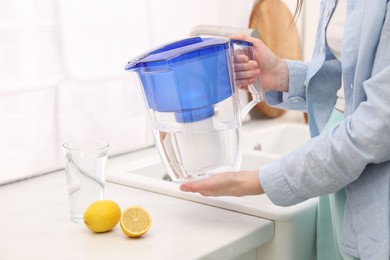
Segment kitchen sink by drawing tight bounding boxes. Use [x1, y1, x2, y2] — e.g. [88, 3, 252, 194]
[243, 123, 310, 157]
[106, 122, 316, 260]
[106, 123, 314, 221]
[107, 149, 316, 220]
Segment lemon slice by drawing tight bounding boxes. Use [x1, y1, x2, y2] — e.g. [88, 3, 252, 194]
[120, 206, 152, 237]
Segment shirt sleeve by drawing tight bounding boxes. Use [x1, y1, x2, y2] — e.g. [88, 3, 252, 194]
[265, 59, 308, 111]
[260, 30, 390, 207]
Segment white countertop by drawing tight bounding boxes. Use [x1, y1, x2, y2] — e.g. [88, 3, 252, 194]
[0, 111, 309, 260]
[0, 169, 273, 260]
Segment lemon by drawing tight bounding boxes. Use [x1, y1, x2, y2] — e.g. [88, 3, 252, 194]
[83, 200, 121, 233]
[120, 206, 152, 238]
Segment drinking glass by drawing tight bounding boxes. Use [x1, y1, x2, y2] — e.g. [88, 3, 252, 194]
[62, 140, 109, 223]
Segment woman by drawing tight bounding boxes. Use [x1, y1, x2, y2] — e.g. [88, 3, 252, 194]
[180, 0, 390, 259]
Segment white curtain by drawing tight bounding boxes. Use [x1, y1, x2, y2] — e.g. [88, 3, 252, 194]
[0, 0, 256, 184]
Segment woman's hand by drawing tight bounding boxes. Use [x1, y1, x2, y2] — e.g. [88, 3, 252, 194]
[231, 34, 289, 93]
[179, 170, 264, 197]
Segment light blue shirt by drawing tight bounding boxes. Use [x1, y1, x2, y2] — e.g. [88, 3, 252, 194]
[260, 0, 390, 258]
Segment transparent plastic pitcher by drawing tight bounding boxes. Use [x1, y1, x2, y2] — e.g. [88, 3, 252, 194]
[125, 36, 262, 182]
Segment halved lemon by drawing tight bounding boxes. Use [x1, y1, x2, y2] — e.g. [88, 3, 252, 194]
[120, 206, 152, 237]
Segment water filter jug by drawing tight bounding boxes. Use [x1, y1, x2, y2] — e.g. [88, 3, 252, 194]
[125, 36, 262, 182]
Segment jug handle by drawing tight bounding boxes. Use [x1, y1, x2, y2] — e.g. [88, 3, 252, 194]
[230, 39, 264, 119]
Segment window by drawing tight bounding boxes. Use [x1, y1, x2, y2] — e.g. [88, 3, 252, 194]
[0, 0, 256, 183]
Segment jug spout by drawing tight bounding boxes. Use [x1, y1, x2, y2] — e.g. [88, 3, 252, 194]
[125, 52, 151, 71]
[125, 37, 206, 71]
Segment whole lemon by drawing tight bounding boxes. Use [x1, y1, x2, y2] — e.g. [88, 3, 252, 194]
[83, 200, 121, 233]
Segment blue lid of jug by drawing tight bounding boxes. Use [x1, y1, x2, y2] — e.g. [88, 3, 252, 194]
[125, 36, 230, 70]
[124, 36, 243, 124]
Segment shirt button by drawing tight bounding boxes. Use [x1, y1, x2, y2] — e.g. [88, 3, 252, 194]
[320, 46, 325, 53]
[304, 80, 308, 86]
[325, 10, 330, 16]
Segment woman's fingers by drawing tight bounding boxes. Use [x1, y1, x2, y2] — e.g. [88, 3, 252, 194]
[234, 60, 258, 72]
[234, 59, 260, 89]
[236, 78, 256, 89]
[233, 53, 249, 63]
[235, 69, 259, 82]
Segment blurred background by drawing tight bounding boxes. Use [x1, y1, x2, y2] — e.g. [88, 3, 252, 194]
[0, 0, 319, 183]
